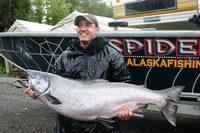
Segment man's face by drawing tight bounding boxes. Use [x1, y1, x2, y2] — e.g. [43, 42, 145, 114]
[76, 19, 100, 43]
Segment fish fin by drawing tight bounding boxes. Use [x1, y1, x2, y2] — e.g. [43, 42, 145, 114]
[161, 100, 177, 126]
[44, 94, 61, 105]
[159, 86, 184, 126]
[132, 104, 148, 118]
[81, 79, 109, 85]
[97, 117, 115, 123]
[138, 84, 146, 88]
[132, 111, 144, 118]
[94, 79, 109, 83]
[132, 104, 148, 117]
[96, 117, 115, 129]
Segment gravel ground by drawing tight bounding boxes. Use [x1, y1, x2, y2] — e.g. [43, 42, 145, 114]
[1, 76, 200, 133]
[0, 77, 56, 133]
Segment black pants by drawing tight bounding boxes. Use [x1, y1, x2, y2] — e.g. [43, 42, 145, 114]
[54, 114, 121, 133]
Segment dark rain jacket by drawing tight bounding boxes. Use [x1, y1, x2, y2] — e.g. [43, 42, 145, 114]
[52, 37, 131, 133]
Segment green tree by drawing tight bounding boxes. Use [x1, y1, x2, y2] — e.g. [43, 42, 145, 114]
[0, 0, 31, 31]
[90, 2, 113, 17]
[79, 0, 97, 13]
[30, 0, 45, 23]
[0, 0, 113, 31]
[78, 0, 113, 17]
[65, 0, 81, 13]
[46, 0, 70, 25]
[14, 0, 31, 20]
[30, 0, 73, 25]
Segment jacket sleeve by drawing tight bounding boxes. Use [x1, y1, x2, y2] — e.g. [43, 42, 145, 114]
[109, 46, 132, 83]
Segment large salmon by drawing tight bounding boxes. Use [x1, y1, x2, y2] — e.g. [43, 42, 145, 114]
[17, 70, 184, 126]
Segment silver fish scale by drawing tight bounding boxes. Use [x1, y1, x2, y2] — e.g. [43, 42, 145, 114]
[24, 70, 183, 126]
[46, 79, 165, 120]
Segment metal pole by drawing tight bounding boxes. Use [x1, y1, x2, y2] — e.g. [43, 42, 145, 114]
[196, 0, 199, 15]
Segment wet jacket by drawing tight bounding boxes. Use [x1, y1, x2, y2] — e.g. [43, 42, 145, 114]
[53, 37, 131, 133]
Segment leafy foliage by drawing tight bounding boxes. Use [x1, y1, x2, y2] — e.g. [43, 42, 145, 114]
[46, 0, 70, 25]
[65, 0, 81, 13]
[78, 0, 113, 17]
[0, 57, 6, 74]
[0, 0, 113, 31]
[30, 0, 45, 23]
[0, 0, 31, 31]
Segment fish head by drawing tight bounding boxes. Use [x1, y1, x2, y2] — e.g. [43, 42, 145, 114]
[25, 70, 50, 95]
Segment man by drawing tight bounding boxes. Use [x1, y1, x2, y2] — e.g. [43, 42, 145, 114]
[25, 13, 133, 133]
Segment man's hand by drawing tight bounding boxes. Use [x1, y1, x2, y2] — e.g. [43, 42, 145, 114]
[24, 88, 38, 99]
[117, 105, 133, 120]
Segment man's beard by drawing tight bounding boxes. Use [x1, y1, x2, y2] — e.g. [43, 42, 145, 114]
[81, 41, 89, 45]
[80, 40, 91, 49]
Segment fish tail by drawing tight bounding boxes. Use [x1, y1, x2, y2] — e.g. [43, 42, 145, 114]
[160, 86, 184, 126]
[161, 99, 177, 126]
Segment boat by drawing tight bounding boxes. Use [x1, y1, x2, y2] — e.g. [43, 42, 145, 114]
[0, 31, 200, 101]
[113, 0, 200, 30]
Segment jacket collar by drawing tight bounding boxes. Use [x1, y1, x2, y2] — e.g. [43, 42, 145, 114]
[70, 37, 108, 54]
